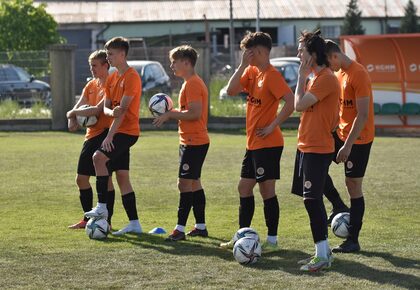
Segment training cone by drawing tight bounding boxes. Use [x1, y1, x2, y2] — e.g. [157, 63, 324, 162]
[148, 227, 166, 234]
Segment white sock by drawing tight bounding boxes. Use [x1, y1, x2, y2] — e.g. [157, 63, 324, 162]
[195, 223, 206, 230]
[175, 225, 185, 232]
[315, 239, 329, 259]
[267, 235, 277, 244]
[129, 220, 140, 228]
[97, 203, 107, 210]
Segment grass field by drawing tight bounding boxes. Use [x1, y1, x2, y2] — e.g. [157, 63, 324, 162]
[0, 130, 419, 289]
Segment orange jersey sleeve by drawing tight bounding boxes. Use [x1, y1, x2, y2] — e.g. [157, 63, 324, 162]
[178, 75, 209, 145]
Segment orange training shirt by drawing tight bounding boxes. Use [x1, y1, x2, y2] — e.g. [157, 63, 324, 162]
[240, 65, 292, 150]
[298, 67, 340, 153]
[336, 61, 375, 144]
[83, 78, 112, 140]
[105, 67, 142, 136]
[178, 74, 209, 145]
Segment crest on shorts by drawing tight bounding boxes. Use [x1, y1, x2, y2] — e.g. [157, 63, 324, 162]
[182, 163, 190, 171]
[304, 181, 312, 189]
[346, 161, 353, 169]
[256, 167, 265, 175]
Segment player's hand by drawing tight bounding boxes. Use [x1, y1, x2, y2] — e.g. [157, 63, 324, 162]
[256, 123, 276, 138]
[152, 112, 170, 128]
[112, 106, 123, 118]
[68, 117, 78, 132]
[239, 49, 253, 68]
[101, 135, 114, 152]
[336, 144, 351, 163]
[299, 56, 313, 79]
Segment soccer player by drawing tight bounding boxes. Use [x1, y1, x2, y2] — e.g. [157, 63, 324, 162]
[220, 32, 294, 250]
[84, 37, 143, 236]
[291, 30, 340, 271]
[325, 40, 374, 253]
[66, 50, 116, 229]
[153, 45, 210, 241]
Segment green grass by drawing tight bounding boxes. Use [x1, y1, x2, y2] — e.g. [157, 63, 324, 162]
[0, 130, 419, 289]
[0, 100, 51, 119]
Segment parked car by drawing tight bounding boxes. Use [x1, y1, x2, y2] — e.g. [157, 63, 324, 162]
[219, 57, 300, 100]
[109, 60, 171, 97]
[0, 64, 51, 106]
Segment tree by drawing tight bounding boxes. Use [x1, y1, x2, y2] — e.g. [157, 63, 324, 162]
[342, 0, 365, 35]
[400, 0, 419, 33]
[0, 0, 62, 51]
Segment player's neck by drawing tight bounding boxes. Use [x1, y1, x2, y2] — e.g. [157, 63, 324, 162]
[313, 64, 326, 74]
[256, 60, 270, 72]
[341, 55, 353, 70]
[116, 61, 130, 75]
[182, 69, 196, 81]
[98, 74, 107, 86]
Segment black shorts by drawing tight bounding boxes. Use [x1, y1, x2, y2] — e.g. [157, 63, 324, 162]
[77, 130, 130, 176]
[240, 146, 283, 182]
[98, 133, 138, 172]
[178, 143, 209, 180]
[332, 132, 373, 178]
[291, 149, 334, 199]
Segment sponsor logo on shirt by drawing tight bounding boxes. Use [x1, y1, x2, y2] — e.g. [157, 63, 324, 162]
[247, 95, 262, 106]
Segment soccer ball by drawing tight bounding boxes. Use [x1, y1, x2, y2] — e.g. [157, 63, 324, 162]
[76, 105, 98, 127]
[232, 227, 260, 245]
[331, 212, 350, 238]
[233, 237, 262, 265]
[148, 93, 173, 117]
[85, 217, 109, 240]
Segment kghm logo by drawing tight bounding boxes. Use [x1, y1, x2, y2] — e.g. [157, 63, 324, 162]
[366, 64, 396, 73]
[247, 95, 262, 106]
[409, 63, 420, 72]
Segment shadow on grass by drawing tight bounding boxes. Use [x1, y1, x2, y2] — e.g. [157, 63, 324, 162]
[333, 257, 420, 289]
[358, 250, 420, 270]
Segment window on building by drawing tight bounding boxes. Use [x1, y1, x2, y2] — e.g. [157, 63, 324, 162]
[321, 25, 341, 39]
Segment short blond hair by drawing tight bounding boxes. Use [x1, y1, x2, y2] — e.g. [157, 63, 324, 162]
[169, 45, 198, 67]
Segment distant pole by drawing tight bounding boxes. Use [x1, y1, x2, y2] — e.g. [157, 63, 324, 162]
[256, 0, 260, 32]
[384, 0, 388, 34]
[229, 0, 235, 69]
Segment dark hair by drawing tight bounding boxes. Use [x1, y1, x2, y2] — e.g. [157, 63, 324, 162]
[104, 37, 129, 56]
[325, 39, 342, 55]
[88, 50, 110, 69]
[298, 30, 329, 66]
[240, 31, 272, 51]
[169, 45, 198, 67]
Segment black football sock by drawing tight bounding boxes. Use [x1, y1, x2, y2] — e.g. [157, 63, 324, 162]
[263, 195, 279, 236]
[177, 192, 193, 227]
[96, 176, 109, 204]
[239, 196, 255, 228]
[349, 196, 365, 243]
[107, 189, 115, 224]
[324, 175, 347, 209]
[192, 189, 206, 224]
[79, 188, 93, 222]
[122, 192, 139, 221]
[304, 198, 328, 243]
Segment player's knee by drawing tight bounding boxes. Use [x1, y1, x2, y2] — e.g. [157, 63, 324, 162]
[92, 151, 107, 165]
[345, 178, 363, 197]
[115, 170, 129, 183]
[75, 175, 89, 188]
[177, 178, 193, 192]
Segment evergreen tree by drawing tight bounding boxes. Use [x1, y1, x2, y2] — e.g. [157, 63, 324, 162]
[342, 0, 365, 35]
[400, 0, 419, 33]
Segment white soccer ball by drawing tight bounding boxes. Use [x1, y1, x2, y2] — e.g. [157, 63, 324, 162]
[76, 105, 98, 127]
[148, 93, 173, 117]
[85, 217, 109, 240]
[331, 212, 350, 238]
[233, 237, 262, 265]
[232, 227, 260, 245]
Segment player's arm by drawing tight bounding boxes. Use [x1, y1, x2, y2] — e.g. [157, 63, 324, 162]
[336, 97, 369, 162]
[153, 101, 201, 128]
[256, 92, 294, 138]
[295, 56, 318, 112]
[101, 95, 134, 152]
[226, 49, 253, 96]
[66, 93, 88, 131]
[69, 98, 104, 117]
